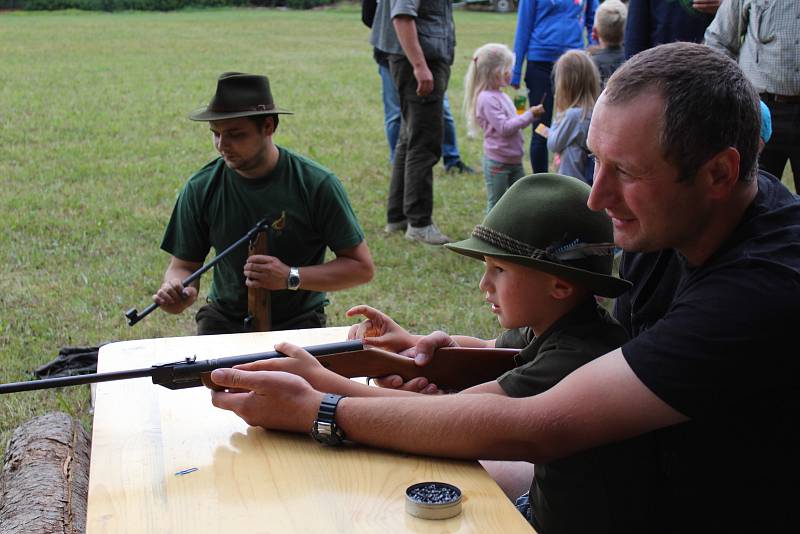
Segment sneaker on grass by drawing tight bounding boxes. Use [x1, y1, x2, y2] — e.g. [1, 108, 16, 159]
[384, 219, 408, 233]
[405, 223, 452, 245]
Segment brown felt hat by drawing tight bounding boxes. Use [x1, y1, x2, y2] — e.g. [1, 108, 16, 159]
[189, 72, 293, 121]
[445, 173, 630, 298]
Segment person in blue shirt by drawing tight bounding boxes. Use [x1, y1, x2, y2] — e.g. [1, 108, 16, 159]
[511, 0, 597, 174]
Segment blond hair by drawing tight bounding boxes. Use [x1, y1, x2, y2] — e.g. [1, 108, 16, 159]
[463, 43, 514, 137]
[553, 50, 600, 121]
[595, 0, 627, 47]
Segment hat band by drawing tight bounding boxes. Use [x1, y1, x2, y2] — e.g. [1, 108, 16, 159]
[209, 103, 275, 113]
[472, 225, 616, 264]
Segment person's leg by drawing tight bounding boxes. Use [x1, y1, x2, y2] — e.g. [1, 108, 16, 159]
[479, 460, 534, 501]
[524, 61, 554, 173]
[484, 158, 513, 212]
[379, 62, 401, 164]
[389, 55, 448, 228]
[195, 302, 246, 336]
[759, 99, 797, 186]
[272, 307, 327, 331]
[441, 93, 460, 167]
[386, 56, 412, 225]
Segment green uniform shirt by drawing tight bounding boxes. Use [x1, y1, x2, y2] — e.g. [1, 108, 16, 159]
[161, 147, 364, 326]
[497, 300, 658, 534]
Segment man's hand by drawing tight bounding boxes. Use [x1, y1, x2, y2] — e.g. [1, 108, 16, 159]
[413, 63, 434, 96]
[153, 279, 198, 314]
[692, 0, 721, 15]
[210, 367, 324, 433]
[346, 305, 417, 352]
[244, 254, 291, 290]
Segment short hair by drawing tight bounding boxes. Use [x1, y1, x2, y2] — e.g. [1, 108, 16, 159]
[604, 42, 760, 183]
[595, 0, 627, 46]
[247, 114, 279, 133]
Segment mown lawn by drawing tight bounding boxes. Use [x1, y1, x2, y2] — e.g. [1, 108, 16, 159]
[0, 5, 520, 450]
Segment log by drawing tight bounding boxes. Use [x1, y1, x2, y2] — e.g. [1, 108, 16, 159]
[0, 412, 91, 534]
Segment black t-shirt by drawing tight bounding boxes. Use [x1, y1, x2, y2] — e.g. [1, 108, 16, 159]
[616, 172, 800, 531]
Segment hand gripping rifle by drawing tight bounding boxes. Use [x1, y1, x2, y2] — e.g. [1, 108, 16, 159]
[125, 217, 273, 327]
[0, 341, 519, 394]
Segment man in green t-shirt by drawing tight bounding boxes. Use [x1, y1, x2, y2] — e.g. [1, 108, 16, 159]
[155, 72, 374, 334]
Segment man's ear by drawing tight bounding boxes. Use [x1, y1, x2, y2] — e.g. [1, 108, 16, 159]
[699, 146, 740, 200]
[264, 116, 277, 136]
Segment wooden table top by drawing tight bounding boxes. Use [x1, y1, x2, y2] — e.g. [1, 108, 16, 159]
[86, 327, 534, 533]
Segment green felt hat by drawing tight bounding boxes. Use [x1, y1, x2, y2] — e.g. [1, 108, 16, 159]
[445, 174, 630, 298]
[189, 72, 293, 121]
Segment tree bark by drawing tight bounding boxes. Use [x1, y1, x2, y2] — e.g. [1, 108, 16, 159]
[0, 412, 91, 534]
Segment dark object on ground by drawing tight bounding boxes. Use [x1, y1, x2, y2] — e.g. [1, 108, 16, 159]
[445, 160, 476, 174]
[34, 345, 110, 379]
[0, 412, 91, 534]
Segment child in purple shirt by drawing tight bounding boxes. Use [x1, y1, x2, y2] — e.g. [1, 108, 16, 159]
[463, 43, 544, 211]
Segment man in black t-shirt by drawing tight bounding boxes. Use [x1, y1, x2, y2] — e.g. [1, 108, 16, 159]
[207, 44, 800, 532]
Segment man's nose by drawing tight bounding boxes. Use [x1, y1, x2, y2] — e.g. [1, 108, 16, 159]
[587, 165, 613, 212]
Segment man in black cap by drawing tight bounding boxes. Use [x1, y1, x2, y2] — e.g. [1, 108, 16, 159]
[154, 72, 374, 335]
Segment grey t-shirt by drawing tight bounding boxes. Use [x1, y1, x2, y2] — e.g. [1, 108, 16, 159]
[369, 0, 455, 65]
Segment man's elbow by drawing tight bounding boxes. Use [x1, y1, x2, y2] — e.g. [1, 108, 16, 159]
[358, 257, 376, 284]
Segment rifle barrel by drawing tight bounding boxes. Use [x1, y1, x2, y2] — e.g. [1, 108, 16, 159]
[0, 367, 154, 394]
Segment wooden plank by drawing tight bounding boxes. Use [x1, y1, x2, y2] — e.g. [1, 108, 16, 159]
[86, 328, 534, 533]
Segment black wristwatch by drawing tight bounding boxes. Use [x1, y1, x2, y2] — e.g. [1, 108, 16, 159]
[310, 393, 346, 446]
[287, 266, 301, 291]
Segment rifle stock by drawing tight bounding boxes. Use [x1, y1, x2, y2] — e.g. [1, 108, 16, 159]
[245, 230, 270, 332]
[317, 347, 518, 391]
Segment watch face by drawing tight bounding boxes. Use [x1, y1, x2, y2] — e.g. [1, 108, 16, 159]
[312, 420, 343, 446]
[288, 268, 300, 290]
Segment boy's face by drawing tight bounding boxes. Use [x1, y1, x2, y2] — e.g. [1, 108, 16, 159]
[479, 257, 556, 331]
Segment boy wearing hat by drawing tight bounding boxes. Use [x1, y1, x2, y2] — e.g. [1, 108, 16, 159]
[155, 72, 374, 334]
[214, 174, 656, 533]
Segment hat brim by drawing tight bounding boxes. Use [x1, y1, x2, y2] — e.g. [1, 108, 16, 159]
[445, 236, 631, 298]
[188, 107, 293, 121]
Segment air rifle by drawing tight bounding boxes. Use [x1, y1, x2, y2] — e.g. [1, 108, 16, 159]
[125, 217, 273, 327]
[0, 341, 519, 394]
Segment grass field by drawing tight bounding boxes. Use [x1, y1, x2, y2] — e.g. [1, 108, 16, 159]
[0, 5, 795, 452]
[0, 5, 521, 450]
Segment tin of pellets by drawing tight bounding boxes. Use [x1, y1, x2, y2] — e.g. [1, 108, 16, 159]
[405, 481, 463, 520]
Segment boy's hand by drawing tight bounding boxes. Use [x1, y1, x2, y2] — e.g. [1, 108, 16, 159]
[346, 305, 416, 352]
[370, 331, 458, 394]
[231, 342, 338, 392]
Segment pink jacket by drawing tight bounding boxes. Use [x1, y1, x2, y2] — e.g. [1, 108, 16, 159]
[476, 89, 535, 164]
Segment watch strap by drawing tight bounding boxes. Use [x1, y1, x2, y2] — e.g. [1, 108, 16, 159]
[311, 393, 346, 446]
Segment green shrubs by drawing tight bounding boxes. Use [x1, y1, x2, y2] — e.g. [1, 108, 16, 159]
[13, 0, 333, 10]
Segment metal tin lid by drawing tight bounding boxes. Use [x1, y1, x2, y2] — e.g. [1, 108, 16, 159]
[405, 481, 463, 520]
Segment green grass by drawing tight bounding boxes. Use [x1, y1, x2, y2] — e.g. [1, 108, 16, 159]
[0, 5, 520, 451]
[0, 5, 796, 453]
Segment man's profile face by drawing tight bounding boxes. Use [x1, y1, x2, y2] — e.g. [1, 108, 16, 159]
[209, 117, 271, 176]
[586, 91, 709, 254]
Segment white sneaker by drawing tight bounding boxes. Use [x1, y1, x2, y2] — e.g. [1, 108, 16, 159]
[405, 223, 452, 245]
[384, 219, 408, 233]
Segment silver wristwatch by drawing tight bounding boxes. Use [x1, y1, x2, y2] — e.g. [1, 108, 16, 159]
[287, 266, 301, 290]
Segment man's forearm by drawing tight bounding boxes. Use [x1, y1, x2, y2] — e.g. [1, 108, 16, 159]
[293, 255, 373, 292]
[392, 16, 427, 69]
